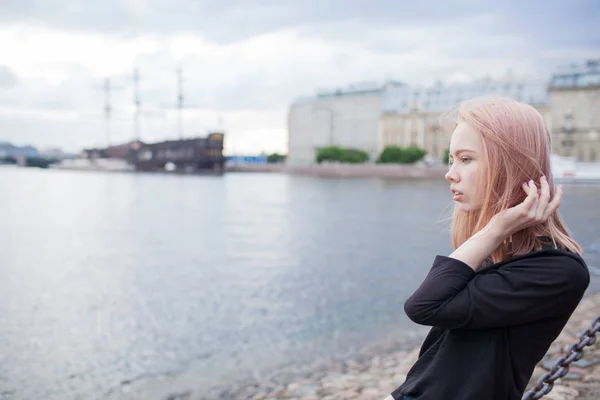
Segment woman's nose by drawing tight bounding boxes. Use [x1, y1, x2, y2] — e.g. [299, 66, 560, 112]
[445, 167, 459, 183]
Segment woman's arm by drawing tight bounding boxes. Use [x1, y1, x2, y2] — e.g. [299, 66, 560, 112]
[403, 252, 589, 329]
[402, 177, 581, 329]
[449, 177, 562, 271]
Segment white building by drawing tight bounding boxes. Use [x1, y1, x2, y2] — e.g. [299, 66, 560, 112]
[380, 77, 550, 162]
[548, 59, 600, 161]
[287, 62, 600, 166]
[382, 77, 548, 114]
[287, 82, 397, 166]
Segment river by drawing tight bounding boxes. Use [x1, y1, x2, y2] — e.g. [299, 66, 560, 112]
[0, 166, 598, 399]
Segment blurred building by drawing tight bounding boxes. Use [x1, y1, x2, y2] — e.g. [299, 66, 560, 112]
[38, 148, 74, 160]
[380, 76, 550, 162]
[0, 142, 39, 158]
[548, 59, 600, 161]
[83, 140, 145, 160]
[287, 81, 399, 166]
[287, 60, 600, 165]
[225, 155, 268, 165]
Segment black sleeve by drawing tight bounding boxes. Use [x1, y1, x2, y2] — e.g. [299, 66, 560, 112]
[403, 253, 590, 329]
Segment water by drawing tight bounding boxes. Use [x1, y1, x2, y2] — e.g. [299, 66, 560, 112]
[0, 166, 599, 399]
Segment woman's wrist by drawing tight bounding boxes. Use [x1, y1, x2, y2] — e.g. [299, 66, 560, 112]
[449, 223, 506, 271]
[478, 219, 508, 243]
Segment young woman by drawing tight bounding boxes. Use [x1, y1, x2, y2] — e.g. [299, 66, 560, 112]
[386, 97, 590, 400]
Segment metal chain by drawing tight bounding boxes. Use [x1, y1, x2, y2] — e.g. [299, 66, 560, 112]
[522, 315, 600, 400]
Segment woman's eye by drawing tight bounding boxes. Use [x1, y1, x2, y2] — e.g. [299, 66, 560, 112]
[461, 157, 472, 164]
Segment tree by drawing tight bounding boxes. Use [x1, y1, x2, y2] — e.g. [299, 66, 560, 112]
[401, 146, 427, 163]
[340, 148, 369, 163]
[442, 148, 449, 164]
[316, 146, 369, 164]
[376, 145, 427, 164]
[377, 146, 404, 163]
[316, 146, 344, 163]
[267, 153, 286, 163]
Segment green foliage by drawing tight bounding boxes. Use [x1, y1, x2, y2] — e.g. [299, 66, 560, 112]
[267, 153, 286, 163]
[442, 148, 449, 164]
[376, 145, 427, 164]
[401, 146, 427, 163]
[376, 146, 403, 163]
[316, 146, 343, 163]
[340, 148, 369, 163]
[316, 146, 369, 164]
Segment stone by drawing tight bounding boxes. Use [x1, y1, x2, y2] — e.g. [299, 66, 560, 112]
[359, 387, 383, 399]
[360, 379, 378, 389]
[299, 394, 320, 400]
[582, 365, 600, 382]
[542, 359, 559, 371]
[542, 384, 579, 400]
[370, 356, 382, 368]
[573, 358, 600, 368]
[361, 387, 382, 395]
[289, 383, 319, 397]
[378, 379, 397, 394]
[230, 293, 600, 400]
[561, 372, 583, 380]
[338, 388, 360, 399]
[321, 375, 354, 391]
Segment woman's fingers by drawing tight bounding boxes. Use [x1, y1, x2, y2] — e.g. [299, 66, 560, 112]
[542, 184, 563, 220]
[535, 176, 550, 220]
[522, 180, 539, 217]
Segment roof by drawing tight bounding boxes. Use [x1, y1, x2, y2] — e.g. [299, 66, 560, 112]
[383, 79, 549, 114]
[549, 60, 600, 90]
[291, 80, 406, 105]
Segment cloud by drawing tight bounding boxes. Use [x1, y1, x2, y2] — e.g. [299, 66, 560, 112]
[1, 0, 598, 46]
[0, 1, 470, 42]
[0, 65, 18, 87]
[0, 0, 598, 153]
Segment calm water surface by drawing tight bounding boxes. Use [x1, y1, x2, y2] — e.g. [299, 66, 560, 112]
[0, 166, 599, 399]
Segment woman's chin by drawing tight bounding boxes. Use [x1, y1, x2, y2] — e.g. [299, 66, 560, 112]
[456, 202, 480, 213]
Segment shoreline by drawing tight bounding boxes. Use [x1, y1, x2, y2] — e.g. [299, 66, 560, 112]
[225, 163, 600, 183]
[225, 163, 448, 180]
[196, 291, 600, 400]
[11, 161, 600, 183]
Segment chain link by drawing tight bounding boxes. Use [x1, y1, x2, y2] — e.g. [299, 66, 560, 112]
[522, 316, 600, 400]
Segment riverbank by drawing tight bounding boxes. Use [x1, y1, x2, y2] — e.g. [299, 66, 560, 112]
[226, 162, 600, 182]
[202, 292, 600, 400]
[226, 163, 448, 179]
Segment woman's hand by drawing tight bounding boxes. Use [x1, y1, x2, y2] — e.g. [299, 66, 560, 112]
[449, 176, 562, 271]
[490, 176, 562, 239]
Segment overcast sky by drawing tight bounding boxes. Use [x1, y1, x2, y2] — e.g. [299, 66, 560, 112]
[0, 0, 598, 154]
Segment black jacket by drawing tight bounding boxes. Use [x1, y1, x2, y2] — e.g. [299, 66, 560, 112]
[391, 248, 590, 400]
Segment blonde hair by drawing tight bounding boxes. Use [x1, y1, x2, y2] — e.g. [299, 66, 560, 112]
[446, 96, 581, 263]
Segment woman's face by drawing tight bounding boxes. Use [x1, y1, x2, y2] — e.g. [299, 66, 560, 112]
[445, 121, 486, 212]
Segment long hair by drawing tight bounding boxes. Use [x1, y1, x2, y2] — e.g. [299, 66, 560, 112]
[446, 96, 581, 263]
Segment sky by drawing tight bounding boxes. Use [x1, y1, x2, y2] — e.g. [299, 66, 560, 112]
[0, 0, 599, 155]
